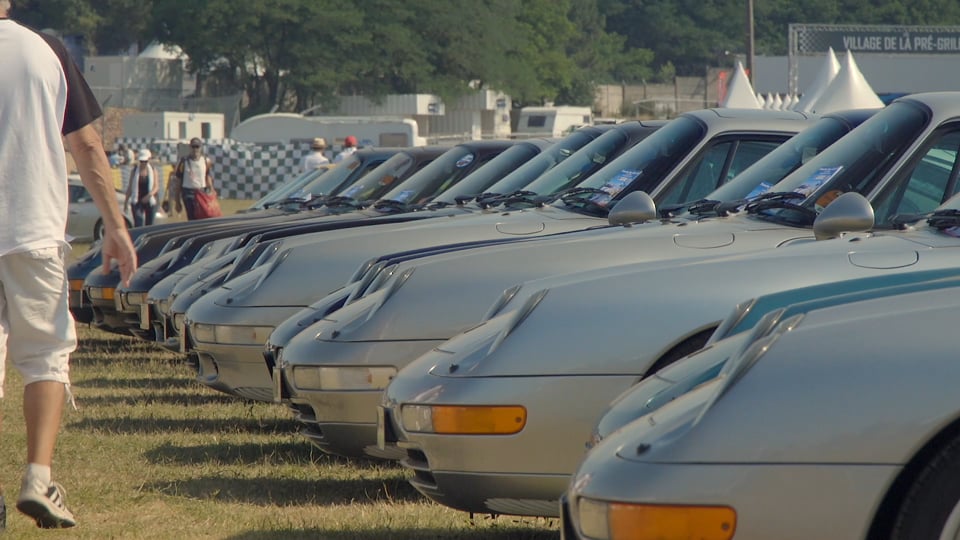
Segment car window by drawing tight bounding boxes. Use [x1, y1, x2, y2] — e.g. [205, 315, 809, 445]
[871, 129, 960, 225]
[656, 138, 783, 206]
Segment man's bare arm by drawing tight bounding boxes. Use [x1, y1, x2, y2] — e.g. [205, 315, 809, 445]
[65, 124, 138, 285]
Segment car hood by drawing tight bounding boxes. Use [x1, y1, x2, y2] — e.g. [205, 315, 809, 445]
[310, 215, 818, 343]
[207, 206, 616, 309]
[422, 230, 960, 377]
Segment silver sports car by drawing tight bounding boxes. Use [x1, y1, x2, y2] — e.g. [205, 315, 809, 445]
[278, 94, 954, 461]
[377, 198, 960, 517]
[184, 108, 809, 401]
[563, 282, 960, 539]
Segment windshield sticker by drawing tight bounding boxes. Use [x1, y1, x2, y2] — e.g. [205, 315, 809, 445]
[455, 154, 475, 168]
[394, 190, 416, 202]
[745, 181, 774, 200]
[341, 184, 365, 198]
[599, 169, 641, 196]
[794, 166, 843, 197]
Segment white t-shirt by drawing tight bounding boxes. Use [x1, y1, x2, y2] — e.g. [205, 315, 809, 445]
[180, 157, 209, 190]
[302, 151, 330, 172]
[332, 146, 357, 163]
[0, 18, 102, 256]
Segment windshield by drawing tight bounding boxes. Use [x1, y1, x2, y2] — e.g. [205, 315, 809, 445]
[702, 117, 853, 204]
[556, 115, 706, 208]
[521, 128, 632, 196]
[480, 131, 598, 196]
[753, 101, 929, 226]
[379, 145, 491, 205]
[247, 168, 325, 210]
[433, 143, 541, 204]
[334, 151, 418, 203]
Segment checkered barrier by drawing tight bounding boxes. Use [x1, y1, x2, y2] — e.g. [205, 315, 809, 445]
[115, 138, 340, 200]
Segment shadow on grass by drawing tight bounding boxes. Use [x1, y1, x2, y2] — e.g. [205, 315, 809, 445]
[68, 416, 301, 435]
[145, 475, 424, 506]
[143, 440, 402, 470]
[76, 376, 197, 391]
[75, 390, 242, 408]
[224, 524, 560, 540]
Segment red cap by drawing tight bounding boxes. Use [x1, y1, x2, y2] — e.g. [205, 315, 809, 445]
[344, 135, 358, 147]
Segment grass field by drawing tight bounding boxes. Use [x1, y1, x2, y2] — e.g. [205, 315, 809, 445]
[0, 203, 562, 538]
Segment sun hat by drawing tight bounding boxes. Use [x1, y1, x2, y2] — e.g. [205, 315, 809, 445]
[311, 137, 327, 149]
[137, 149, 152, 161]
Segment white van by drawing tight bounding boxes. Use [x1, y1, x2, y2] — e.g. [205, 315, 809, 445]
[514, 106, 593, 138]
[229, 114, 426, 147]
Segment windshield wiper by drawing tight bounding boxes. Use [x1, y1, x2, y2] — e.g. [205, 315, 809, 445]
[559, 187, 611, 216]
[263, 196, 312, 209]
[744, 191, 818, 225]
[322, 195, 363, 210]
[926, 209, 960, 230]
[498, 190, 556, 209]
[373, 198, 410, 213]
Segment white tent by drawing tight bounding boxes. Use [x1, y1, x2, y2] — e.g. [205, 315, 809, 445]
[794, 47, 841, 113]
[772, 93, 784, 110]
[138, 40, 186, 60]
[810, 51, 884, 114]
[720, 61, 761, 108]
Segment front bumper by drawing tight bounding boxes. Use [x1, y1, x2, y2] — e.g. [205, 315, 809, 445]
[565, 459, 897, 539]
[383, 374, 637, 516]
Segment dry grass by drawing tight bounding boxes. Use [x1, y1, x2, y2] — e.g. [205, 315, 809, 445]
[10, 209, 560, 538]
[0, 326, 560, 539]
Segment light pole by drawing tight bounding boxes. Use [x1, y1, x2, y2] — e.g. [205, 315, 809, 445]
[745, 0, 755, 83]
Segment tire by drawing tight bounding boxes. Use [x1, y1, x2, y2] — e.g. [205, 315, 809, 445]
[891, 433, 960, 539]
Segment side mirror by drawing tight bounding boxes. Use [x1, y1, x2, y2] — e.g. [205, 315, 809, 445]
[608, 191, 657, 226]
[813, 192, 874, 240]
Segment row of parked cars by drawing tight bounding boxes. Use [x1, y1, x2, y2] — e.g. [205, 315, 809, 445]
[70, 92, 960, 538]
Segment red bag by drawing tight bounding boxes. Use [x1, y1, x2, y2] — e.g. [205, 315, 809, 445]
[194, 189, 223, 219]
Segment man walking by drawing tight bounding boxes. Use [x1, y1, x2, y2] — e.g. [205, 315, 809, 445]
[0, 0, 137, 529]
[172, 137, 216, 220]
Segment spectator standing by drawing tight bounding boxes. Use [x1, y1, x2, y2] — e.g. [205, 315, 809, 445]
[0, 1, 138, 529]
[172, 137, 216, 220]
[117, 143, 134, 166]
[124, 149, 159, 227]
[301, 137, 330, 172]
[332, 135, 358, 163]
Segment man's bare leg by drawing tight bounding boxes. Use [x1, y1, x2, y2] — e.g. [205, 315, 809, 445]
[23, 381, 64, 466]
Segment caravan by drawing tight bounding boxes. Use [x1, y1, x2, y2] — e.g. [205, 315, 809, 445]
[230, 114, 426, 148]
[514, 106, 593, 138]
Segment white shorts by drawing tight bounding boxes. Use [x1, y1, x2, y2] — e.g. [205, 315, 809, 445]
[0, 246, 76, 398]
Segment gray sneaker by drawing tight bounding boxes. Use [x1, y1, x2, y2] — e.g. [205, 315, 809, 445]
[16, 480, 75, 528]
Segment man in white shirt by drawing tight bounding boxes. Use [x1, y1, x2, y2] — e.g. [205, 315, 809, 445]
[301, 137, 330, 172]
[0, 0, 137, 529]
[172, 137, 216, 220]
[332, 135, 359, 163]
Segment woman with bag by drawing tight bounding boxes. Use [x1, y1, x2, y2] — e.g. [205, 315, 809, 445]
[124, 149, 159, 227]
[171, 137, 218, 220]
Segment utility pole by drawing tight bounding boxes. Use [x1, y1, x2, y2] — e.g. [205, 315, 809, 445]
[745, 0, 755, 83]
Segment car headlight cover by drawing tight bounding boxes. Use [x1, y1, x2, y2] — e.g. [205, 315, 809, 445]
[87, 286, 114, 300]
[400, 404, 526, 435]
[576, 497, 736, 540]
[190, 323, 273, 345]
[292, 366, 397, 391]
[124, 291, 148, 306]
[69, 279, 85, 292]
